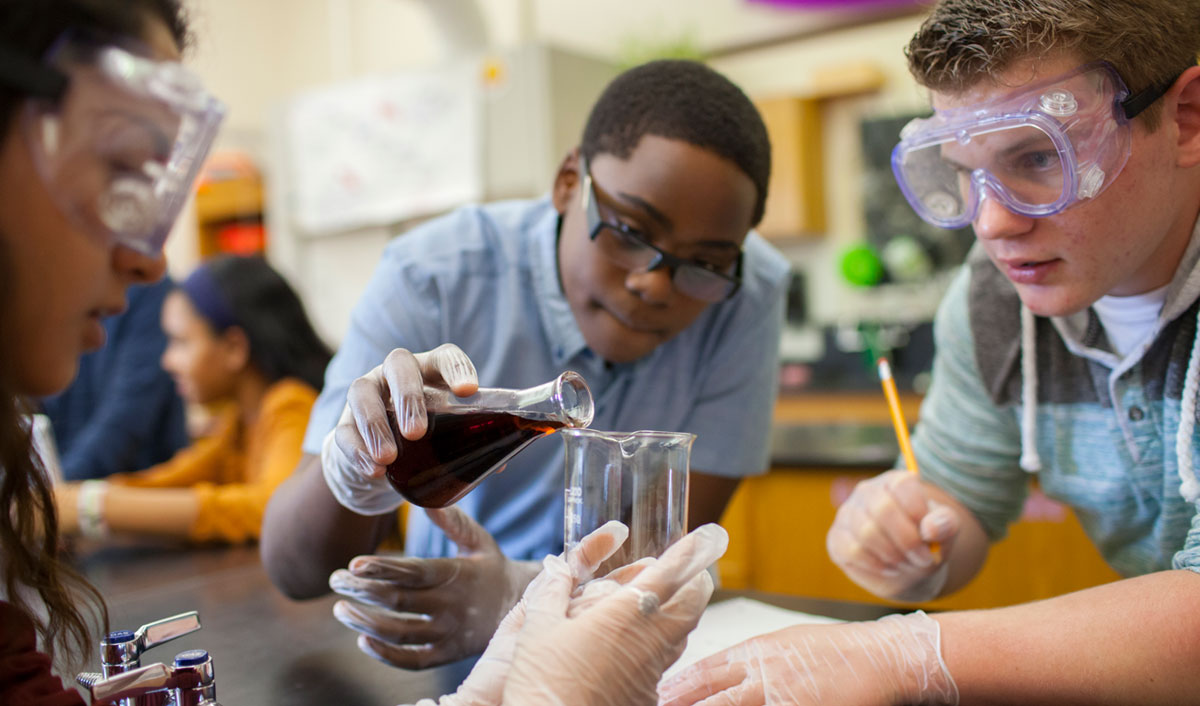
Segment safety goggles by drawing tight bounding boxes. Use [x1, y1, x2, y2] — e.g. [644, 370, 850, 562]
[891, 62, 1173, 230]
[580, 157, 743, 302]
[6, 31, 224, 255]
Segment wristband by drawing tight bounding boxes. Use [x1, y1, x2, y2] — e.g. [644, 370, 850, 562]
[77, 480, 109, 540]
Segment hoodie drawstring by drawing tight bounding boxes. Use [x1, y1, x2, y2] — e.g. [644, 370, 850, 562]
[1175, 306, 1200, 503]
[1019, 304, 1043, 472]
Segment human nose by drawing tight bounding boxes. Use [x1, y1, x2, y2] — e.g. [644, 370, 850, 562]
[972, 190, 1035, 241]
[624, 263, 674, 305]
[111, 242, 168, 285]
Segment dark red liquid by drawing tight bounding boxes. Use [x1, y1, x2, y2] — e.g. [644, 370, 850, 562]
[385, 410, 564, 508]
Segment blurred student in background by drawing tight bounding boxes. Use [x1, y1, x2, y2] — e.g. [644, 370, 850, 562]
[41, 277, 189, 481]
[54, 255, 332, 545]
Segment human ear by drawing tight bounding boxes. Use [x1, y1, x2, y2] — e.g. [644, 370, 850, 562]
[551, 147, 582, 215]
[1171, 66, 1200, 168]
[221, 326, 251, 372]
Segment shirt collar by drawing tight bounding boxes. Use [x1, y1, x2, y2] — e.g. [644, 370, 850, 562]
[529, 198, 590, 366]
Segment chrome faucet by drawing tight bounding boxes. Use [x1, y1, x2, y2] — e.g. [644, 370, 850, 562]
[76, 611, 211, 706]
[80, 650, 219, 706]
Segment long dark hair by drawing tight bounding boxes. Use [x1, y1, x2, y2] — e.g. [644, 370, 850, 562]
[0, 0, 190, 666]
[184, 255, 332, 391]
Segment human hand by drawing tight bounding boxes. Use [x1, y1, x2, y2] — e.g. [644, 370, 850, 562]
[406, 519, 633, 706]
[500, 523, 730, 706]
[826, 469, 960, 602]
[658, 611, 959, 706]
[330, 506, 537, 669]
[321, 343, 477, 515]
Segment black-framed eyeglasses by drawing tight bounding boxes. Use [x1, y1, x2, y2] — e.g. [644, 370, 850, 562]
[580, 156, 743, 303]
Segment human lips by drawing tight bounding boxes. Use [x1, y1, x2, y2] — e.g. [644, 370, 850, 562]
[594, 300, 667, 336]
[995, 255, 1062, 285]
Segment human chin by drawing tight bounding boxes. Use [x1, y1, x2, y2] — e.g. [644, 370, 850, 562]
[1011, 282, 1094, 318]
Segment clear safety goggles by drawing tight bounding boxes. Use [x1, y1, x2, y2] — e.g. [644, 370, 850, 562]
[14, 32, 225, 255]
[891, 62, 1171, 230]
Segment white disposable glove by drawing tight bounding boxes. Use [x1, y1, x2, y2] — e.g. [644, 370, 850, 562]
[321, 344, 477, 515]
[398, 518, 633, 706]
[501, 523, 730, 706]
[658, 611, 959, 706]
[825, 469, 960, 602]
[330, 506, 540, 669]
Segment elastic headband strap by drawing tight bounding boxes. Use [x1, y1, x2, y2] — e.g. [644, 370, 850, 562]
[180, 265, 238, 332]
[1122, 64, 1195, 120]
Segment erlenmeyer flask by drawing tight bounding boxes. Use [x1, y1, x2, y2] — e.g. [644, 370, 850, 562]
[386, 371, 593, 508]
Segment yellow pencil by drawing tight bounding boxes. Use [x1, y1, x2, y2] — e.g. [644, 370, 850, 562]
[877, 357, 940, 557]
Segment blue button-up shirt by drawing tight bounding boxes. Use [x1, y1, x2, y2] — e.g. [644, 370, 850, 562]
[304, 197, 790, 560]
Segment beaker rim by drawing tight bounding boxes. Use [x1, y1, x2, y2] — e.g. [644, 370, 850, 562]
[559, 428, 697, 442]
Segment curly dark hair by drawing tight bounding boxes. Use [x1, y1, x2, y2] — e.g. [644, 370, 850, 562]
[0, 0, 191, 668]
[581, 59, 772, 226]
[907, 0, 1200, 128]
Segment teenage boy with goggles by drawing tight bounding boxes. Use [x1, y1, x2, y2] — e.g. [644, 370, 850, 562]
[661, 1, 1200, 704]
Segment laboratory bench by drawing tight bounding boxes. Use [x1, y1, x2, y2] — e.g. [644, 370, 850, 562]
[717, 391, 1122, 612]
[73, 542, 901, 705]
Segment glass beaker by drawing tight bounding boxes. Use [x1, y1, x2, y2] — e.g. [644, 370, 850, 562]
[386, 371, 593, 508]
[562, 429, 693, 578]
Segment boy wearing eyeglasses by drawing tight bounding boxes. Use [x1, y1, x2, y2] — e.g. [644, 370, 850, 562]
[659, 1, 1200, 704]
[261, 59, 791, 669]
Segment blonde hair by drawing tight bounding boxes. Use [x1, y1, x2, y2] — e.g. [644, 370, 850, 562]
[906, 0, 1200, 127]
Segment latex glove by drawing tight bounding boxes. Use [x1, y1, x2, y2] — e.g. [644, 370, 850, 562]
[658, 611, 959, 706]
[501, 523, 730, 706]
[330, 506, 539, 669]
[826, 469, 960, 602]
[399, 519, 633, 706]
[322, 344, 477, 515]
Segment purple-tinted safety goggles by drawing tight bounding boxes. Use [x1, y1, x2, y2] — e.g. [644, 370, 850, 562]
[891, 62, 1170, 230]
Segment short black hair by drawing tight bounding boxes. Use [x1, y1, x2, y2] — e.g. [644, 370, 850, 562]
[581, 59, 771, 226]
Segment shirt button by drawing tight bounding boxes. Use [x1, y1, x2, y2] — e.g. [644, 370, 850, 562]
[1128, 406, 1145, 421]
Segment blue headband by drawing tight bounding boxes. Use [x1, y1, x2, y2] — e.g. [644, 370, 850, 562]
[180, 264, 239, 332]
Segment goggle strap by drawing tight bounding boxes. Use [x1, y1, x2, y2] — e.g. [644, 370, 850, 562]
[0, 42, 66, 100]
[1121, 65, 1194, 120]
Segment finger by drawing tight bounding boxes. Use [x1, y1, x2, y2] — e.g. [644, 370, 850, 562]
[355, 633, 449, 671]
[594, 556, 653, 585]
[380, 348, 429, 440]
[332, 599, 448, 645]
[332, 421, 388, 479]
[629, 524, 728, 605]
[414, 343, 478, 396]
[656, 569, 714, 634]
[565, 520, 629, 581]
[519, 554, 574, 634]
[345, 367, 398, 465]
[343, 555, 463, 589]
[424, 506, 500, 556]
[330, 568, 456, 614]
[659, 660, 752, 706]
[860, 486, 933, 568]
[920, 501, 961, 544]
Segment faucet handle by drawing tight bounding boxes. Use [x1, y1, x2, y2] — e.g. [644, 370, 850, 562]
[101, 611, 201, 675]
[87, 662, 172, 705]
[136, 611, 201, 652]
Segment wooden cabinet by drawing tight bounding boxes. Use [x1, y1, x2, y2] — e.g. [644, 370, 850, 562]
[719, 394, 1123, 610]
[194, 151, 265, 258]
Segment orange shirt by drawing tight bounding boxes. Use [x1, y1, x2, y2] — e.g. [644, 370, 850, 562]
[110, 378, 317, 544]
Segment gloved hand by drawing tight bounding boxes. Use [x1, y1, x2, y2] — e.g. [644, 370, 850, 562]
[500, 523, 730, 706]
[321, 343, 477, 515]
[657, 611, 959, 706]
[825, 469, 960, 602]
[400, 519, 633, 706]
[330, 506, 539, 669]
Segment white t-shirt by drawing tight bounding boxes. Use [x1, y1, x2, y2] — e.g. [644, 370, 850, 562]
[1092, 284, 1169, 357]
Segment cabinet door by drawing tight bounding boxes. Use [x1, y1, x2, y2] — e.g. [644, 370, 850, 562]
[718, 468, 1122, 610]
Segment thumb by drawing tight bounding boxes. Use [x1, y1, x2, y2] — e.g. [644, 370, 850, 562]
[919, 502, 961, 544]
[425, 506, 500, 556]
